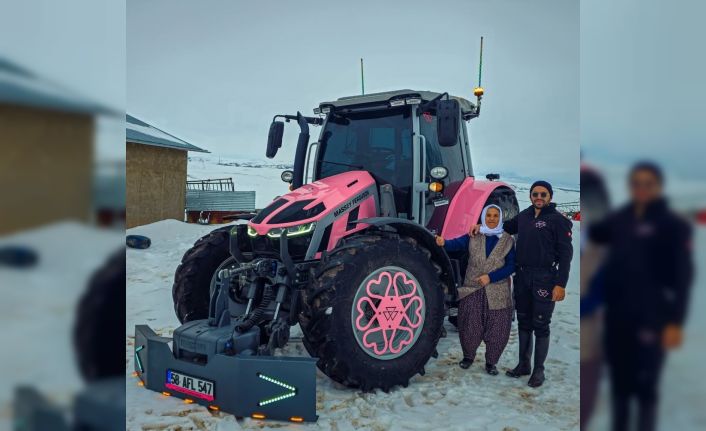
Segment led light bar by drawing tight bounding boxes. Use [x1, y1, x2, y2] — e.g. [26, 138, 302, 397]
[257, 373, 297, 391]
[258, 392, 296, 406]
[266, 222, 316, 238]
[256, 372, 298, 407]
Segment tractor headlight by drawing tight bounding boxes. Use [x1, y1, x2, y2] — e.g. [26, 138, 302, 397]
[430, 166, 448, 180]
[266, 222, 316, 238]
[247, 226, 258, 237]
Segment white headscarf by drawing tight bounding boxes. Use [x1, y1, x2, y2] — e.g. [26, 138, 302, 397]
[479, 204, 504, 237]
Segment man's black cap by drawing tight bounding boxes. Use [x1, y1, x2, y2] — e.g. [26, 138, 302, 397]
[530, 180, 553, 198]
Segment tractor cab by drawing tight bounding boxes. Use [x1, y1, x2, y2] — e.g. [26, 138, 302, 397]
[268, 90, 480, 233]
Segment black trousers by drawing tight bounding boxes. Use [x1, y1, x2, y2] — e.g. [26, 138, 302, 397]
[604, 322, 665, 431]
[513, 267, 556, 338]
[605, 323, 665, 403]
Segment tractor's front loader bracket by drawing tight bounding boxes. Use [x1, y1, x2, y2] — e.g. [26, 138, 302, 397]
[133, 325, 318, 422]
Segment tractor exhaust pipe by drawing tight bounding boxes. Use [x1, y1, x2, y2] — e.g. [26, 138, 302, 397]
[291, 112, 310, 189]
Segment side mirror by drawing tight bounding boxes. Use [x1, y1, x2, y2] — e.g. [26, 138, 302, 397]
[266, 121, 284, 158]
[281, 170, 294, 183]
[437, 99, 459, 147]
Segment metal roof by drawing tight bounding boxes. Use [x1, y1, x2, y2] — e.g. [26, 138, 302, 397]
[126, 114, 208, 153]
[0, 57, 118, 115]
[318, 89, 477, 117]
[186, 190, 256, 211]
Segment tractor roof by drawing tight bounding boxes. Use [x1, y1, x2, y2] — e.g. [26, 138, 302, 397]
[318, 89, 477, 117]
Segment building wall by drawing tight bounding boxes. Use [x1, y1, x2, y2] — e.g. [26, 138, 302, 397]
[0, 104, 93, 235]
[126, 142, 187, 228]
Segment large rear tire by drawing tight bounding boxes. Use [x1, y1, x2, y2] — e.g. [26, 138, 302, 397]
[172, 226, 233, 323]
[299, 232, 445, 391]
[74, 248, 125, 381]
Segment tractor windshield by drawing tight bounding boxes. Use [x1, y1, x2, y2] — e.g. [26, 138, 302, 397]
[315, 107, 413, 215]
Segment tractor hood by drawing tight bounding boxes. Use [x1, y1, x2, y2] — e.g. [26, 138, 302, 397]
[248, 171, 376, 235]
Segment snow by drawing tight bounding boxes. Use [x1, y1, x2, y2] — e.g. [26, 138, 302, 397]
[126, 214, 580, 428]
[0, 222, 123, 429]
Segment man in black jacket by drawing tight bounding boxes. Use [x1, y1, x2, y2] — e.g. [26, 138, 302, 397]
[588, 162, 693, 431]
[473, 180, 573, 387]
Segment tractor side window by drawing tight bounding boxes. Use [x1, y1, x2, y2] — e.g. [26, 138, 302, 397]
[418, 112, 465, 184]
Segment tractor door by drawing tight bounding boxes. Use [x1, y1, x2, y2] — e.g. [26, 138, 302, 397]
[414, 107, 472, 232]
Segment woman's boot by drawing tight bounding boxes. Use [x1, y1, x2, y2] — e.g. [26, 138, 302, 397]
[506, 330, 533, 377]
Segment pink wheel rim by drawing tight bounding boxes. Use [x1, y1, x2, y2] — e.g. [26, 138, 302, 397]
[352, 266, 425, 360]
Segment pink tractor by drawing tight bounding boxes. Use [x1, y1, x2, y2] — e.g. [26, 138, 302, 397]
[135, 89, 517, 421]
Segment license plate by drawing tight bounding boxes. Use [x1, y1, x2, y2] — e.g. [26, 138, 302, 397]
[165, 370, 215, 401]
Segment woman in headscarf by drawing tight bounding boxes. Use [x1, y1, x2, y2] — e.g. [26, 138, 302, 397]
[436, 204, 516, 374]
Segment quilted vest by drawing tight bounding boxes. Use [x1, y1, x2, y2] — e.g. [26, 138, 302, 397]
[461, 234, 514, 310]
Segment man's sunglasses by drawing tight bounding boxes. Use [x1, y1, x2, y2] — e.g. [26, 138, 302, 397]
[532, 192, 548, 198]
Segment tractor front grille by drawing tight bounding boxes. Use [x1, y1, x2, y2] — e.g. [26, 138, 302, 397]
[249, 234, 311, 260]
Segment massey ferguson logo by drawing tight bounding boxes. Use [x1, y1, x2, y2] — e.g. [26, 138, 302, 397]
[535, 220, 547, 229]
[334, 190, 370, 217]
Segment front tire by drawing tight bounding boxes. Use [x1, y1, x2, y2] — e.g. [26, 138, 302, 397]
[299, 232, 445, 391]
[172, 226, 233, 323]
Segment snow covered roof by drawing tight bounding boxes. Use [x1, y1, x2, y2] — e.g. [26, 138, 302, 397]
[318, 89, 477, 117]
[126, 114, 208, 153]
[0, 57, 117, 115]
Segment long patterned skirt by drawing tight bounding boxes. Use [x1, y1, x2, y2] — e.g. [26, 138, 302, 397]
[458, 287, 512, 365]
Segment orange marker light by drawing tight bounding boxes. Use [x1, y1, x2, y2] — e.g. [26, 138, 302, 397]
[162, 391, 171, 397]
[252, 413, 266, 420]
[183, 399, 193, 404]
[429, 182, 443, 192]
[290, 416, 304, 422]
[208, 405, 220, 411]
[137, 381, 144, 386]
[132, 371, 138, 377]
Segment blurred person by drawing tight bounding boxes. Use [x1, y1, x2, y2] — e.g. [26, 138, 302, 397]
[579, 164, 611, 429]
[588, 161, 694, 431]
[436, 205, 516, 375]
[472, 181, 574, 387]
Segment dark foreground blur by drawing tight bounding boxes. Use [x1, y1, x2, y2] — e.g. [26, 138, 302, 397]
[581, 1, 706, 429]
[0, 1, 125, 429]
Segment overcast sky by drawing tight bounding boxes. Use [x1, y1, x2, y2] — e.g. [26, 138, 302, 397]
[127, 0, 579, 187]
[0, 0, 125, 161]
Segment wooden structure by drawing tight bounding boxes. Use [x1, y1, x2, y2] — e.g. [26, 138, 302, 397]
[0, 58, 114, 235]
[126, 114, 207, 228]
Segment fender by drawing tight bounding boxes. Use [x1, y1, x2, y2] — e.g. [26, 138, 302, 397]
[441, 178, 514, 239]
[357, 217, 459, 302]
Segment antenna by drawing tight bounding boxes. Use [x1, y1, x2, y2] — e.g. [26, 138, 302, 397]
[472, 37, 484, 117]
[473, 37, 484, 99]
[360, 58, 365, 95]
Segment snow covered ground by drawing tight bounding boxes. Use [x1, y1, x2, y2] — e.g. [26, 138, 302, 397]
[126, 220, 580, 430]
[0, 222, 123, 429]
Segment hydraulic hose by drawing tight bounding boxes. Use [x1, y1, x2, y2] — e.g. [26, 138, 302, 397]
[234, 284, 276, 333]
